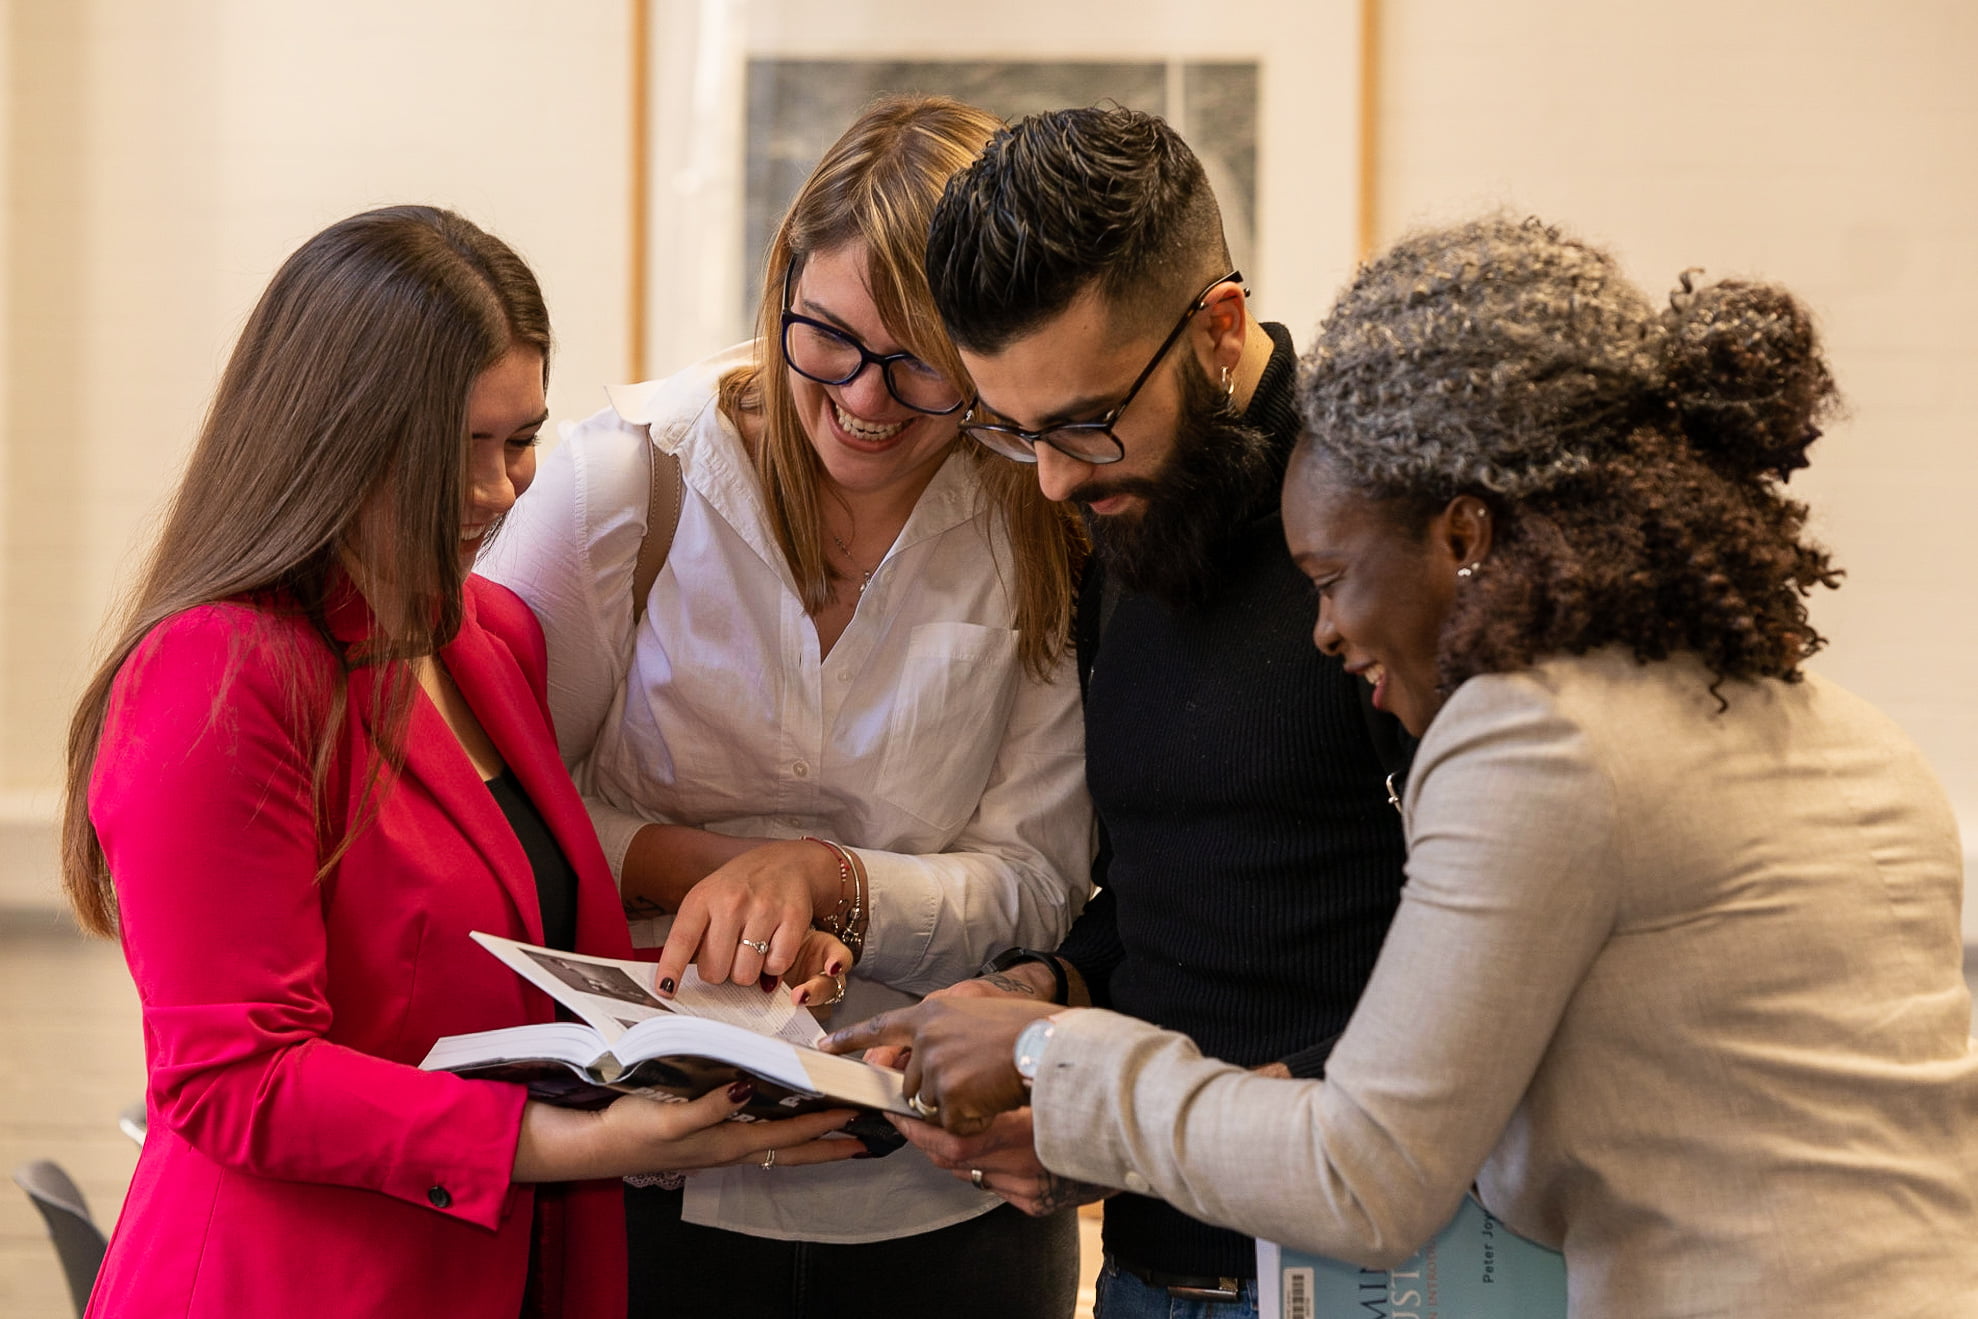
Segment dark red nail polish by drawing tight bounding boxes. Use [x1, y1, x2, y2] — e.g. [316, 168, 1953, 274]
[726, 1081, 754, 1103]
[759, 974, 778, 994]
[659, 977, 675, 995]
[825, 960, 844, 976]
[793, 990, 809, 1006]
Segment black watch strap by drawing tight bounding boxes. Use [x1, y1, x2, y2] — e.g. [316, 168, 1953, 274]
[979, 946, 1069, 1006]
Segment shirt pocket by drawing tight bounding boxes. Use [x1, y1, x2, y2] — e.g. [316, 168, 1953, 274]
[875, 622, 1021, 835]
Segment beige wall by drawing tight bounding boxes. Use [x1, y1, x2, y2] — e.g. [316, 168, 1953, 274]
[2, 2, 1973, 922]
[1374, 0, 1978, 933]
[0, 0, 633, 900]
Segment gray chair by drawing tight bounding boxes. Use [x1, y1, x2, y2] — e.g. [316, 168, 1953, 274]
[11, 1159, 107, 1318]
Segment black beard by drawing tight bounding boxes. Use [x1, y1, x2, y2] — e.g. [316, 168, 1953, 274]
[1078, 361, 1279, 609]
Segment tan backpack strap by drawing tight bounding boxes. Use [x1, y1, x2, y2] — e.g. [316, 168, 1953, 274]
[631, 442, 682, 625]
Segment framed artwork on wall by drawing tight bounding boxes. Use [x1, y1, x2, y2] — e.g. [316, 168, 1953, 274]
[633, 0, 1362, 380]
[740, 58, 1259, 332]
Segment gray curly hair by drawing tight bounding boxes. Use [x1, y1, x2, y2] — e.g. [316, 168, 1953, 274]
[1291, 213, 1843, 695]
[1297, 215, 1830, 500]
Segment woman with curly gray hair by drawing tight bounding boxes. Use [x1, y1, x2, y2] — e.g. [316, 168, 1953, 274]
[826, 216, 1978, 1317]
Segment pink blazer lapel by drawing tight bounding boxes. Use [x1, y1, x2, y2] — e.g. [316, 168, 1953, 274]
[329, 582, 544, 945]
[322, 577, 625, 957]
[443, 591, 632, 959]
[441, 590, 628, 954]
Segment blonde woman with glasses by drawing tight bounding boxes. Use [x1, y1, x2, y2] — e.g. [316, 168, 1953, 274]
[481, 96, 1092, 1318]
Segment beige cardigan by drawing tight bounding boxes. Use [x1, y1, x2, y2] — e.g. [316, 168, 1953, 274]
[1032, 648, 1978, 1318]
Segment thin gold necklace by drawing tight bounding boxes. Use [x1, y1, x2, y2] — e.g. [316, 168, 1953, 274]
[829, 531, 876, 595]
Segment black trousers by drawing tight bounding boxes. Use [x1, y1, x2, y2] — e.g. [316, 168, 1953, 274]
[626, 1181, 1080, 1319]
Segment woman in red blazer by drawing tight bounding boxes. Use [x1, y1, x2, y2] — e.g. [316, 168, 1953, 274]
[58, 206, 860, 1318]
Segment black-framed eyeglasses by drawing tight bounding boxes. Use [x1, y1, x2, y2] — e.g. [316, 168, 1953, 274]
[959, 270, 1243, 466]
[779, 264, 965, 416]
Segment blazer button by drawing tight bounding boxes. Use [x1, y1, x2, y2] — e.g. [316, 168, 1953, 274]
[427, 1185, 452, 1209]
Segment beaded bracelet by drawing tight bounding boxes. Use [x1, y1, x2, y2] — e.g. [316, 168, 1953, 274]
[802, 835, 852, 921]
[842, 849, 867, 960]
[802, 835, 866, 962]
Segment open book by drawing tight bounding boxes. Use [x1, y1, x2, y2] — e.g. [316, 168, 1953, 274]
[418, 933, 914, 1149]
[1257, 1194, 1566, 1319]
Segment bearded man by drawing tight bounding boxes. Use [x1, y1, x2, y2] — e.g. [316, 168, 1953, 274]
[886, 106, 1413, 1318]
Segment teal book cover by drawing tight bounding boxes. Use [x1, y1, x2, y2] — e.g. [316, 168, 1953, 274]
[1257, 1194, 1566, 1319]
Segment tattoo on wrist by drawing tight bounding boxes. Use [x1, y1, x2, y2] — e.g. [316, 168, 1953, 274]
[980, 971, 1038, 998]
[1031, 1172, 1112, 1215]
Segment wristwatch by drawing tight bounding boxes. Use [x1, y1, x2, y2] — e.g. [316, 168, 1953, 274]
[979, 946, 1069, 1006]
[1014, 1015, 1058, 1088]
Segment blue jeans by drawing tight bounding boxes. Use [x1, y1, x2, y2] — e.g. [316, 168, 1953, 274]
[1094, 1256, 1260, 1319]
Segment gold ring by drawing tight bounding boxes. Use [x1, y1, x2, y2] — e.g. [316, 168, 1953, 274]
[969, 1168, 986, 1190]
[819, 971, 847, 1006]
[907, 1092, 939, 1121]
[740, 937, 770, 955]
[760, 1148, 776, 1170]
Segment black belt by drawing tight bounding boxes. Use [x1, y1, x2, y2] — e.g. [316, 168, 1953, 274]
[1113, 1257, 1247, 1303]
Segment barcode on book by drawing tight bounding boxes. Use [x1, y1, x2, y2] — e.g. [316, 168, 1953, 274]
[1282, 1266, 1314, 1319]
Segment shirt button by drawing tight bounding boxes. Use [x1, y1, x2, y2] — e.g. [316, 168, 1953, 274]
[792, 761, 809, 778]
[837, 670, 851, 683]
[427, 1184, 452, 1209]
[1123, 1171, 1150, 1195]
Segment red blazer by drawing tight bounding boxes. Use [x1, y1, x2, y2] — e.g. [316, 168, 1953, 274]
[87, 577, 631, 1318]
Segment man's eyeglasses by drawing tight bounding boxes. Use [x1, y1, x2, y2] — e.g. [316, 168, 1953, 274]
[959, 270, 1242, 466]
[779, 264, 965, 416]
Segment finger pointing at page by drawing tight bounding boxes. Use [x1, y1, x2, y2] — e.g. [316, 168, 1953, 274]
[824, 997, 1058, 1133]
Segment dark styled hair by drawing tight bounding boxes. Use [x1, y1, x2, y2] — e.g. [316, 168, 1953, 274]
[925, 105, 1232, 353]
[1293, 215, 1841, 697]
[61, 205, 549, 935]
[719, 93, 1083, 679]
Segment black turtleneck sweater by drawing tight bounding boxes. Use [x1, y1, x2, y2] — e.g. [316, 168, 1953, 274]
[1056, 322, 1409, 1281]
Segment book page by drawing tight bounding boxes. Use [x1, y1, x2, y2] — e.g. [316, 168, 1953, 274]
[432, 935, 910, 1118]
[794, 1046, 913, 1117]
[667, 969, 824, 1046]
[604, 1018, 912, 1116]
[612, 1015, 814, 1092]
[469, 932, 820, 1046]
[418, 1021, 610, 1073]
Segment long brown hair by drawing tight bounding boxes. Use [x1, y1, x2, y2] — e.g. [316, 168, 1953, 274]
[61, 205, 550, 935]
[718, 94, 1083, 677]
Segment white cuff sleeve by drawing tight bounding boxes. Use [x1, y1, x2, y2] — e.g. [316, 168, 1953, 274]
[583, 795, 650, 888]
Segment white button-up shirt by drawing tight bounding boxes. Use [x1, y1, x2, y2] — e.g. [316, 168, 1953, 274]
[479, 344, 1093, 1241]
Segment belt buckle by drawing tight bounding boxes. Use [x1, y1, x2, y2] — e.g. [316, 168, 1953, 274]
[1166, 1277, 1242, 1303]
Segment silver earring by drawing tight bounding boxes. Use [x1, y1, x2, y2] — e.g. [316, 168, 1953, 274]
[1456, 563, 1480, 579]
[1221, 366, 1234, 398]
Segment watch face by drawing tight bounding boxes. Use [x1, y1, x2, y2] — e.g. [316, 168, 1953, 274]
[1014, 1017, 1055, 1081]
